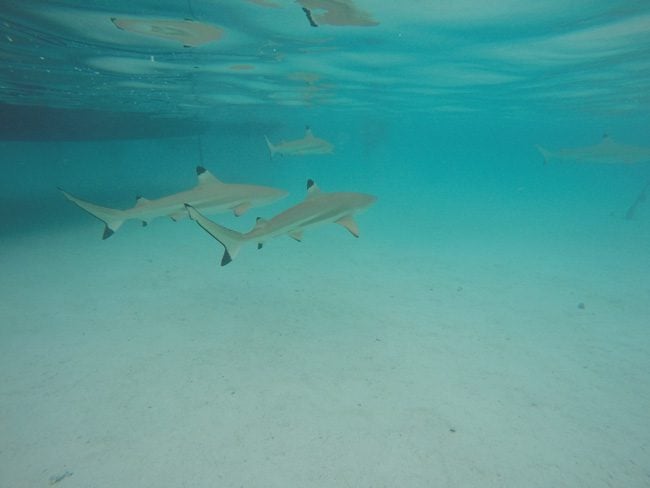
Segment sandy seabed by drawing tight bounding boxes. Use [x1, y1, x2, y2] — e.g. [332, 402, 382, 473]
[1, 213, 649, 488]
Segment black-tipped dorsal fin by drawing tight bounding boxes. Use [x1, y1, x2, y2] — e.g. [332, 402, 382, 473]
[253, 217, 268, 231]
[196, 166, 223, 186]
[306, 179, 321, 199]
[304, 126, 314, 139]
[135, 195, 150, 208]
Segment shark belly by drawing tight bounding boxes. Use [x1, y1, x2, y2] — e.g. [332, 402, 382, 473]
[246, 206, 351, 242]
[278, 140, 332, 156]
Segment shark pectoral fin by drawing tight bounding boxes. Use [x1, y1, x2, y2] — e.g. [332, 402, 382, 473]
[336, 216, 359, 237]
[289, 230, 303, 242]
[169, 210, 187, 222]
[232, 202, 251, 217]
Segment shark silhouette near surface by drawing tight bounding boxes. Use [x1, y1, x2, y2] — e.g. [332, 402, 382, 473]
[59, 166, 288, 239]
[536, 135, 650, 165]
[264, 126, 334, 158]
[185, 179, 376, 266]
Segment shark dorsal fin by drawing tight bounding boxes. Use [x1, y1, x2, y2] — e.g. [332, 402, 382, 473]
[599, 133, 615, 147]
[196, 166, 223, 186]
[304, 126, 314, 139]
[169, 210, 186, 221]
[253, 217, 268, 231]
[289, 229, 303, 241]
[135, 195, 150, 207]
[306, 179, 321, 199]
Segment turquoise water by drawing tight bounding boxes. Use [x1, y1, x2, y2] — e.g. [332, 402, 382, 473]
[1, 1, 650, 487]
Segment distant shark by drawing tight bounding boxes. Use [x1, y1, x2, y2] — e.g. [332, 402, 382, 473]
[536, 135, 650, 165]
[185, 179, 376, 266]
[264, 126, 334, 158]
[60, 166, 288, 239]
[625, 180, 650, 220]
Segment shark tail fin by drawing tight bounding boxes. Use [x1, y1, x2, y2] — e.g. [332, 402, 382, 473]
[264, 135, 276, 159]
[535, 144, 552, 165]
[58, 188, 125, 239]
[185, 204, 245, 266]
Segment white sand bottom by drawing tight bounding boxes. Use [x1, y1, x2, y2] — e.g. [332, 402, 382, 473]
[1, 218, 649, 487]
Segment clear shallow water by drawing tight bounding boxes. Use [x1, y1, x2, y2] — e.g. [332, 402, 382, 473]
[1, 1, 650, 487]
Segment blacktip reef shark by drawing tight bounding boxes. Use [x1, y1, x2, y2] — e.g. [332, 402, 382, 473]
[536, 134, 650, 165]
[185, 179, 376, 266]
[264, 126, 334, 158]
[59, 166, 288, 239]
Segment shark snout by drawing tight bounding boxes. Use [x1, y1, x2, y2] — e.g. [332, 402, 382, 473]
[359, 193, 377, 209]
[267, 188, 289, 203]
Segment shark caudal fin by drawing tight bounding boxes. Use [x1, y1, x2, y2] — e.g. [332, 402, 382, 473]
[58, 188, 126, 239]
[264, 136, 276, 159]
[185, 204, 245, 266]
[535, 144, 553, 165]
